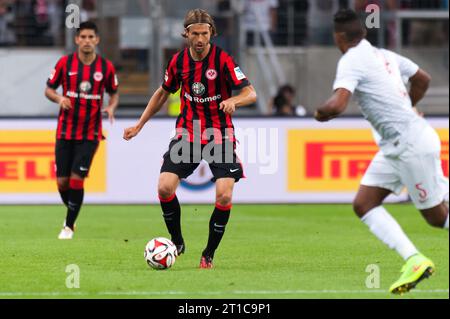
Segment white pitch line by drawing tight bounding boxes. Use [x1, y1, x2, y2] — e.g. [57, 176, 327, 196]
[0, 289, 448, 297]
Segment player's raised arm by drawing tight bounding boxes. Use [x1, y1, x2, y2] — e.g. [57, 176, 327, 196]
[219, 85, 257, 115]
[409, 69, 431, 108]
[314, 88, 352, 122]
[123, 86, 170, 140]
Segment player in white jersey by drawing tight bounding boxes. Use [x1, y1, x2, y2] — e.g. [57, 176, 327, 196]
[314, 9, 449, 295]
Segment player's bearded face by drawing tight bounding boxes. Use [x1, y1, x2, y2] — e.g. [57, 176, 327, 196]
[75, 30, 99, 54]
[186, 24, 211, 54]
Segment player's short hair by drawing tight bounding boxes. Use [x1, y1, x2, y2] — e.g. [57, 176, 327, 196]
[76, 21, 99, 35]
[182, 9, 217, 38]
[334, 9, 366, 42]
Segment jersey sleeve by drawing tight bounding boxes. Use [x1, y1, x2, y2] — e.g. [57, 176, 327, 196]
[47, 57, 65, 89]
[105, 61, 119, 94]
[224, 56, 250, 90]
[392, 52, 419, 80]
[332, 54, 363, 94]
[162, 55, 180, 94]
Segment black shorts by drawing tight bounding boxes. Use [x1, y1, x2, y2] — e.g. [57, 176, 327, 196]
[161, 139, 244, 183]
[55, 139, 99, 178]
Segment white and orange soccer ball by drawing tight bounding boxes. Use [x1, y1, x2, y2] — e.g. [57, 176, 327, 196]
[144, 237, 177, 270]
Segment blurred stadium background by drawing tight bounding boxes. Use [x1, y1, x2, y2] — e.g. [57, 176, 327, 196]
[1, 0, 448, 116]
[0, 0, 448, 204]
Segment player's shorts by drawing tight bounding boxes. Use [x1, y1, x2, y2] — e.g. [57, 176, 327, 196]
[160, 138, 245, 183]
[55, 139, 99, 178]
[361, 125, 449, 210]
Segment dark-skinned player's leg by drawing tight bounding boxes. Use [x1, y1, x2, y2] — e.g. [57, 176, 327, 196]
[420, 202, 449, 230]
[201, 178, 235, 269]
[353, 185, 420, 261]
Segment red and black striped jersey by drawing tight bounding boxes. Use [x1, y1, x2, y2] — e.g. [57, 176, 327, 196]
[47, 53, 119, 141]
[162, 44, 250, 144]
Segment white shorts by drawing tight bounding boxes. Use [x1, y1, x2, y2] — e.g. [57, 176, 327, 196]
[361, 125, 449, 210]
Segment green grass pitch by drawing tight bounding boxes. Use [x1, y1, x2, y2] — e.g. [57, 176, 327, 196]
[0, 204, 448, 299]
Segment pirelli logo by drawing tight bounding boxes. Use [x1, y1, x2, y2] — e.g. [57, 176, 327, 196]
[0, 130, 106, 193]
[288, 129, 449, 192]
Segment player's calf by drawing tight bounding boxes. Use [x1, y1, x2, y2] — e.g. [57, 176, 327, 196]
[159, 193, 184, 249]
[64, 178, 85, 231]
[201, 202, 232, 264]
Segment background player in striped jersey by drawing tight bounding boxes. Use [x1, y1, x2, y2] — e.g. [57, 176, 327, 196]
[314, 9, 448, 294]
[124, 9, 257, 268]
[45, 21, 119, 239]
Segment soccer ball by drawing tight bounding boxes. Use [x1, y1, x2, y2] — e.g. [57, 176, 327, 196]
[144, 237, 177, 270]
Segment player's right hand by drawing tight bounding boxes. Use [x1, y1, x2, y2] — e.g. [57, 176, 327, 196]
[58, 96, 72, 110]
[123, 126, 140, 141]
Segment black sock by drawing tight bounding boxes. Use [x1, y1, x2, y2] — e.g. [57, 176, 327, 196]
[203, 204, 231, 258]
[159, 194, 183, 245]
[65, 186, 84, 230]
[59, 189, 70, 207]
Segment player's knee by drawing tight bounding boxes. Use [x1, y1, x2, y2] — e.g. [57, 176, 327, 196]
[216, 193, 232, 207]
[57, 179, 69, 191]
[353, 198, 372, 218]
[158, 184, 175, 199]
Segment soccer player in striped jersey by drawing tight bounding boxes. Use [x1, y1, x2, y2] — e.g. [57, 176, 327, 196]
[315, 9, 448, 294]
[124, 9, 257, 268]
[45, 21, 119, 239]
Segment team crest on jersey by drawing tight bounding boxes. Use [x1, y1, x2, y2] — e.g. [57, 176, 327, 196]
[94, 72, 103, 82]
[79, 81, 92, 93]
[192, 82, 206, 96]
[206, 69, 217, 80]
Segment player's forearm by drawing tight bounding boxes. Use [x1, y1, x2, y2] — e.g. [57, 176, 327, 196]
[45, 87, 63, 104]
[409, 69, 431, 106]
[315, 89, 352, 121]
[409, 81, 429, 107]
[316, 100, 342, 120]
[136, 87, 169, 130]
[107, 93, 119, 111]
[228, 85, 257, 108]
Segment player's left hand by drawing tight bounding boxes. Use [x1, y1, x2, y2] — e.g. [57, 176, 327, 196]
[103, 106, 115, 124]
[219, 100, 236, 115]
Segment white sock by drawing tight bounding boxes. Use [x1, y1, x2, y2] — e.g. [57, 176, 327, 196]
[444, 214, 449, 230]
[361, 206, 419, 260]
